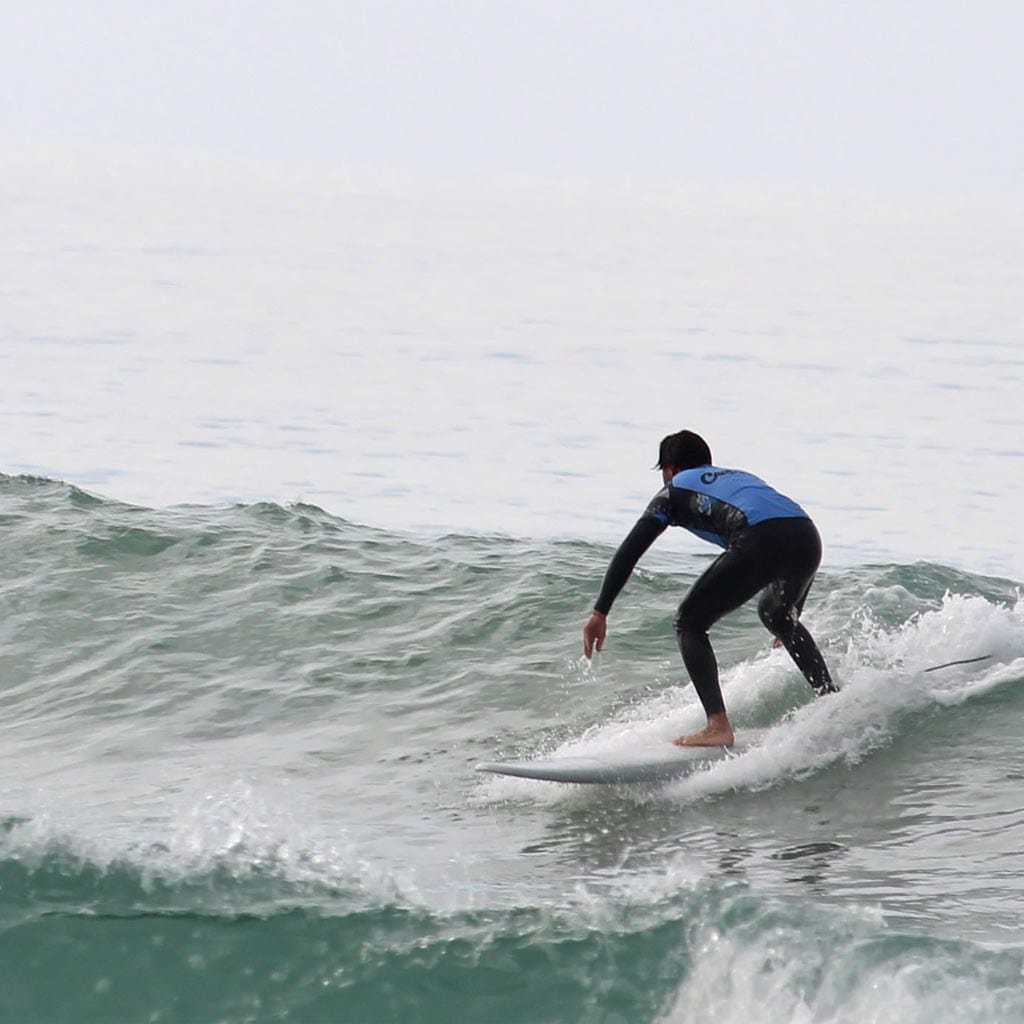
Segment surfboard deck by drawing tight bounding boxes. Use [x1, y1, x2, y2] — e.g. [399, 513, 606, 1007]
[477, 742, 745, 785]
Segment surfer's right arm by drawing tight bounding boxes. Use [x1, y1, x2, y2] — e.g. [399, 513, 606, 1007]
[584, 513, 667, 658]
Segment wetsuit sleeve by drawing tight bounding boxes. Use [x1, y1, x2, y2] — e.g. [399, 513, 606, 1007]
[593, 515, 667, 615]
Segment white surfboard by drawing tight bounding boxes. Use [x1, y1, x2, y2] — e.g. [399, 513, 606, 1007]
[477, 741, 747, 785]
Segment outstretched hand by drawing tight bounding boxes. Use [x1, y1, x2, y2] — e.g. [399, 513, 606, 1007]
[583, 611, 607, 659]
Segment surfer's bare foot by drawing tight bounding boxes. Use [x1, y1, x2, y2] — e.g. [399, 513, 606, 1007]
[673, 714, 734, 748]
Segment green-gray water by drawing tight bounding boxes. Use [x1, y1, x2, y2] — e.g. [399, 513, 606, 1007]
[3, 474, 1022, 1023]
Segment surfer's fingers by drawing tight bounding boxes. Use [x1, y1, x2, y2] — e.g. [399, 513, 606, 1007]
[583, 624, 600, 658]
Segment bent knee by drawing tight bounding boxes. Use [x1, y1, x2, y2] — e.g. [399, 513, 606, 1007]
[674, 606, 710, 637]
[758, 598, 797, 636]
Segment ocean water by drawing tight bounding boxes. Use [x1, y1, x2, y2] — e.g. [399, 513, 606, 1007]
[2, 157, 1024, 1022]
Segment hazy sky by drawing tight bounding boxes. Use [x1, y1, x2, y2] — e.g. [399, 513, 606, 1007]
[5, 1, 1024, 195]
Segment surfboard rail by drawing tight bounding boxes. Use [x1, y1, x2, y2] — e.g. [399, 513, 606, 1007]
[477, 742, 744, 784]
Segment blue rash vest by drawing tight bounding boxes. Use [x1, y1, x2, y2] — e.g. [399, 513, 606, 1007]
[592, 464, 814, 615]
[645, 466, 808, 549]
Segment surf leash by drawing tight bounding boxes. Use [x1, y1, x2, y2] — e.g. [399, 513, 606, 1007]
[923, 654, 992, 673]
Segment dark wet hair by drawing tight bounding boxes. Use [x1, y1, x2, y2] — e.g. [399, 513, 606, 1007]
[656, 430, 712, 471]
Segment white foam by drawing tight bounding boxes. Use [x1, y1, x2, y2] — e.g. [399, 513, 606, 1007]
[0, 779, 412, 908]
[660, 915, 1024, 1024]
[476, 590, 1023, 806]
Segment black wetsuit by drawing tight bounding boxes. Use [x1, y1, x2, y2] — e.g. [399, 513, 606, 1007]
[594, 465, 835, 716]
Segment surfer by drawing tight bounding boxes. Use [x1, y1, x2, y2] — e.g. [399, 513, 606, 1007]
[583, 429, 837, 747]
